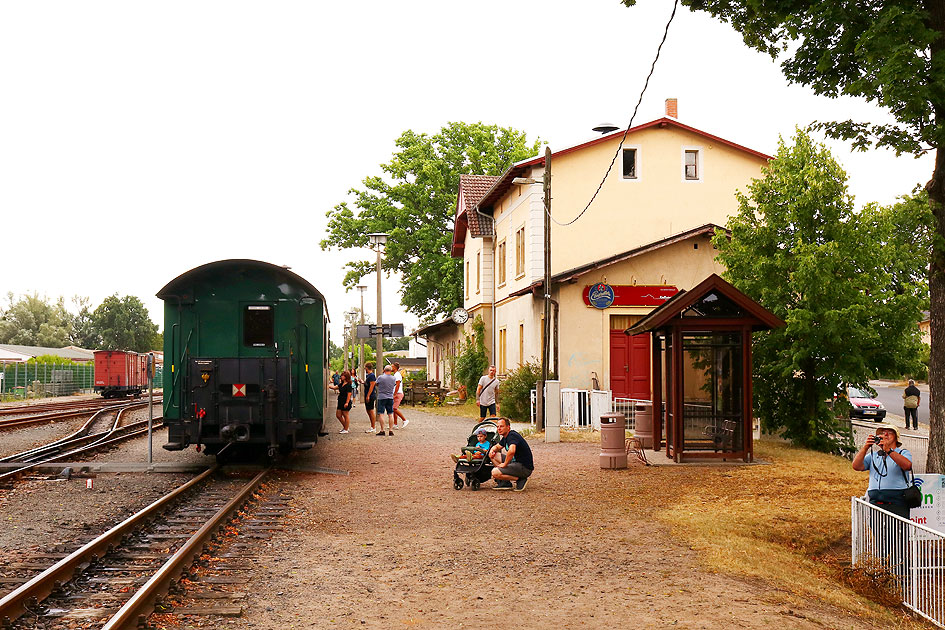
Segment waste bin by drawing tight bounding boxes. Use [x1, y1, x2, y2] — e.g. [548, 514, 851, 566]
[600, 412, 627, 469]
[634, 401, 654, 449]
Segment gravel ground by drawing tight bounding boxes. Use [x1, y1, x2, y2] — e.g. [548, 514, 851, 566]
[0, 403, 892, 629]
[0, 404, 206, 560]
[163, 405, 873, 630]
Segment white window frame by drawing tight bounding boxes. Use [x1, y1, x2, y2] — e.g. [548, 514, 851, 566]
[682, 146, 702, 182]
[514, 224, 526, 279]
[497, 239, 507, 287]
[620, 145, 641, 181]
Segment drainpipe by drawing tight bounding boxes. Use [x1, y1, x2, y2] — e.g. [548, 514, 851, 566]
[474, 204, 497, 363]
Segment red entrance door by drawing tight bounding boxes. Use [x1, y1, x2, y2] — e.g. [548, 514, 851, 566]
[609, 330, 651, 399]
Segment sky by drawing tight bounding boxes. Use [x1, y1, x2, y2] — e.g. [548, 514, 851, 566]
[0, 1, 934, 345]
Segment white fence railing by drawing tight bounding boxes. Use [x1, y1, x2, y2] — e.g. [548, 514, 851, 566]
[851, 497, 945, 627]
[529, 389, 651, 431]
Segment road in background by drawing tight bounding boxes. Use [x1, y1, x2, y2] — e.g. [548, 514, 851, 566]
[869, 380, 928, 429]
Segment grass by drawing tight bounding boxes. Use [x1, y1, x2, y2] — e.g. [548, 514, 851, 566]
[406, 398, 481, 419]
[657, 438, 928, 628]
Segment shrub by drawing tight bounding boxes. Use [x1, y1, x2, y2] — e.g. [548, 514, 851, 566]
[501, 361, 542, 422]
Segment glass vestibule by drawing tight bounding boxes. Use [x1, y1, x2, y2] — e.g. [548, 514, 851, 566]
[680, 331, 743, 453]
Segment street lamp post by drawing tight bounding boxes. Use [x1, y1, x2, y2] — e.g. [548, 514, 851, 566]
[512, 146, 552, 432]
[368, 233, 389, 372]
[357, 284, 367, 401]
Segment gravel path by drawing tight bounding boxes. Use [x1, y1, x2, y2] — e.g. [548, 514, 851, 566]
[174, 405, 872, 630]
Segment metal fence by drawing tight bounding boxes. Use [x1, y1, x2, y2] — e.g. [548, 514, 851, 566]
[529, 389, 651, 431]
[0, 362, 164, 399]
[0, 363, 94, 398]
[851, 497, 945, 627]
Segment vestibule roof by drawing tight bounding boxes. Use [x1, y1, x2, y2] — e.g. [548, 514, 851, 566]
[625, 273, 785, 335]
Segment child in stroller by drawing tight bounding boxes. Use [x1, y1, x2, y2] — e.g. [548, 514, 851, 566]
[452, 420, 498, 491]
[451, 428, 490, 463]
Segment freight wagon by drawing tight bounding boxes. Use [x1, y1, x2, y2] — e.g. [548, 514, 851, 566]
[158, 259, 328, 458]
[94, 350, 148, 398]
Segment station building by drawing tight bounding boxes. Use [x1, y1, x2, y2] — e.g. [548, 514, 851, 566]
[417, 100, 771, 400]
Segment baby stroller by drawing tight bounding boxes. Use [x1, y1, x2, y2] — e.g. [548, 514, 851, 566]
[452, 420, 498, 491]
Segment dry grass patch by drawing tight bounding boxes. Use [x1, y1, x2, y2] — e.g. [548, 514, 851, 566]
[658, 439, 928, 628]
[406, 400, 480, 418]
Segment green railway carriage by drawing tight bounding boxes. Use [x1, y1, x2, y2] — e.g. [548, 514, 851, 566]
[157, 259, 328, 457]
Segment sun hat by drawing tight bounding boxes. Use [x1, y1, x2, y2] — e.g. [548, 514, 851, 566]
[875, 424, 902, 446]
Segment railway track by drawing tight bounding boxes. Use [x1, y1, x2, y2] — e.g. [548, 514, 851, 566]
[0, 398, 113, 417]
[0, 465, 273, 629]
[0, 404, 164, 486]
[0, 398, 162, 432]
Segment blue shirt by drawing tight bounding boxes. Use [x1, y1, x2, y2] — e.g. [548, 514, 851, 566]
[364, 372, 377, 399]
[375, 373, 396, 399]
[863, 448, 913, 491]
[475, 440, 490, 450]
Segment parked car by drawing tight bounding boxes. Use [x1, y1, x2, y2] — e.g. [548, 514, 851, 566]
[846, 386, 887, 421]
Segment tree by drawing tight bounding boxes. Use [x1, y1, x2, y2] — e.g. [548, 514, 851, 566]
[90, 295, 159, 352]
[620, 0, 945, 464]
[712, 130, 928, 450]
[320, 122, 541, 319]
[454, 316, 489, 395]
[0, 292, 72, 347]
[69, 296, 100, 348]
[384, 336, 409, 352]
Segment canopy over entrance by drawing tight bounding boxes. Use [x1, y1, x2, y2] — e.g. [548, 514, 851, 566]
[626, 274, 785, 463]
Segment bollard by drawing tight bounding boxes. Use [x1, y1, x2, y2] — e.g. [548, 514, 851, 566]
[600, 412, 627, 469]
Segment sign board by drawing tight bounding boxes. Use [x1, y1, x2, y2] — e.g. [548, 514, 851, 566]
[356, 323, 406, 339]
[582, 284, 678, 308]
[912, 474, 945, 534]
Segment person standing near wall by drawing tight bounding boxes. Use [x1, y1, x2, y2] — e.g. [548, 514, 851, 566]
[902, 379, 921, 431]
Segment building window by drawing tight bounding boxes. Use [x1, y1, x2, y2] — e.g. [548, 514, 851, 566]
[476, 252, 481, 294]
[515, 227, 525, 278]
[684, 149, 700, 180]
[465, 261, 469, 299]
[498, 328, 507, 375]
[519, 323, 524, 366]
[497, 240, 507, 286]
[622, 148, 637, 179]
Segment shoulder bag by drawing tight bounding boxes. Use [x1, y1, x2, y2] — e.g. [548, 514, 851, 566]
[901, 464, 922, 509]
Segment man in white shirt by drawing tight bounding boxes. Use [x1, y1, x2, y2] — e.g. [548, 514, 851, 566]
[476, 365, 500, 418]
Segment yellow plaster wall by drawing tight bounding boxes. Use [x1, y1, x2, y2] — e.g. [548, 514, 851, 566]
[554, 237, 724, 390]
[548, 126, 765, 273]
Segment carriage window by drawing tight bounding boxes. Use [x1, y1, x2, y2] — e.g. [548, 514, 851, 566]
[244, 305, 274, 347]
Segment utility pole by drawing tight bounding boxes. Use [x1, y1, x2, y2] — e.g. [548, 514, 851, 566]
[538, 145, 552, 432]
[369, 233, 389, 372]
[358, 285, 367, 401]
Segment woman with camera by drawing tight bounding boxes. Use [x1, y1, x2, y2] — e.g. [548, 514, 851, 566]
[852, 425, 913, 518]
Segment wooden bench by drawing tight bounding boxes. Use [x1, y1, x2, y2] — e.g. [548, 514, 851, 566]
[405, 380, 449, 405]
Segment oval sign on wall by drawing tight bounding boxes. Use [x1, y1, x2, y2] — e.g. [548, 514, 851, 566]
[588, 283, 615, 309]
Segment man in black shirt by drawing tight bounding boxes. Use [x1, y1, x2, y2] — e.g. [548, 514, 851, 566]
[489, 417, 534, 492]
[903, 379, 922, 430]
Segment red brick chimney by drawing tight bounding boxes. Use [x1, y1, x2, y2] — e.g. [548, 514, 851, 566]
[665, 98, 678, 118]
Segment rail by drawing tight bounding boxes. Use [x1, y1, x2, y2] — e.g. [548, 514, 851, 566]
[851, 497, 945, 627]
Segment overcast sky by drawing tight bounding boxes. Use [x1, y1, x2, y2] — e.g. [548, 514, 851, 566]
[0, 1, 933, 345]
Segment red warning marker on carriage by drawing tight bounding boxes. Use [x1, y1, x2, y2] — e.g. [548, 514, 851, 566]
[232, 384, 246, 397]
